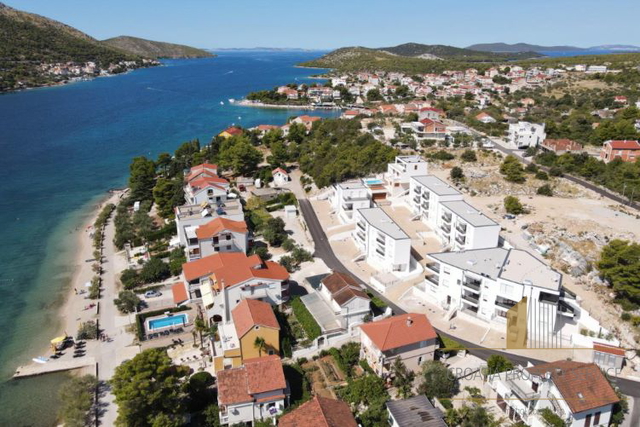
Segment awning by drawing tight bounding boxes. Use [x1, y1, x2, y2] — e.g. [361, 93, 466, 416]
[200, 283, 215, 308]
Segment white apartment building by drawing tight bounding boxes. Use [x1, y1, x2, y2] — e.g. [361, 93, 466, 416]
[487, 361, 619, 427]
[409, 176, 500, 250]
[175, 198, 245, 248]
[330, 181, 372, 224]
[183, 217, 249, 262]
[353, 207, 412, 274]
[508, 121, 547, 149]
[384, 155, 429, 193]
[422, 248, 575, 340]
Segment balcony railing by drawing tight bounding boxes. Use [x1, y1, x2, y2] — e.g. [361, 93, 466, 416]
[442, 213, 452, 223]
[456, 234, 466, 245]
[357, 221, 366, 231]
[376, 248, 385, 257]
[422, 191, 430, 200]
[463, 278, 481, 292]
[426, 263, 440, 274]
[426, 275, 439, 285]
[456, 223, 467, 234]
[462, 293, 479, 305]
[495, 298, 517, 310]
[413, 196, 421, 204]
[376, 236, 386, 245]
[356, 231, 365, 241]
[441, 223, 451, 234]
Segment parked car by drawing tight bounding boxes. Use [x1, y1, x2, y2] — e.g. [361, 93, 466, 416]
[503, 214, 516, 220]
[145, 290, 162, 298]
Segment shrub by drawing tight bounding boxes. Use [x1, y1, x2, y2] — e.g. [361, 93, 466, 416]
[439, 335, 464, 355]
[537, 184, 553, 196]
[500, 155, 526, 183]
[450, 166, 465, 182]
[291, 297, 321, 341]
[430, 150, 455, 161]
[77, 321, 98, 340]
[525, 163, 539, 173]
[252, 245, 271, 260]
[460, 150, 477, 162]
[504, 196, 525, 215]
[549, 166, 563, 177]
[120, 268, 142, 289]
[282, 238, 296, 252]
[621, 312, 632, 321]
[535, 171, 549, 180]
[487, 355, 514, 374]
[88, 276, 101, 299]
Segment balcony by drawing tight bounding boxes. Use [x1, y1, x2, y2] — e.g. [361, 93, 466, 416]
[342, 204, 353, 211]
[440, 223, 451, 234]
[376, 236, 386, 246]
[376, 248, 385, 257]
[421, 201, 429, 210]
[462, 292, 479, 305]
[357, 221, 366, 231]
[456, 222, 467, 234]
[495, 297, 517, 310]
[356, 231, 365, 241]
[558, 300, 576, 318]
[441, 213, 452, 223]
[413, 196, 421, 204]
[425, 275, 439, 285]
[426, 263, 440, 274]
[413, 187, 421, 195]
[421, 191, 430, 200]
[455, 234, 466, 245]
[462, 278, 481, 292]
[539, 292, 559, 304]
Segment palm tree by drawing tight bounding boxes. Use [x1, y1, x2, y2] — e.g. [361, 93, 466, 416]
[254, 336, 267, 357]
[194, 316, 207, 348]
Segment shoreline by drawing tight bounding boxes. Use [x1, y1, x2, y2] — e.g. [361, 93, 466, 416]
[13, 189, 126, 379]
[234, 99, 345, 111]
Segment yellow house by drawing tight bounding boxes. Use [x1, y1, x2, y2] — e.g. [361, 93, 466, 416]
[218, 126, 243, 139]
[213, 299, 280, 373]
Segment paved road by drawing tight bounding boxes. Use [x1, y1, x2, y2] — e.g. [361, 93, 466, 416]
[298, 199, 640, 406]
[447, 119, 639, 210]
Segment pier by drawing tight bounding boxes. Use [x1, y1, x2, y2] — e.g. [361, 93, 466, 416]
[13, 357, 96, 379]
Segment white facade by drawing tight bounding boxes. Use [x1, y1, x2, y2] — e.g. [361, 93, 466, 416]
[317, 276, 371, 329]
[508, 121, 547, 149]
[272, 169, 289, 187]
[423, 248, 573, 338]
[353, 207, 412, 273]
[175, 199, 245, 248]
[185, 225, 249, 262]
[330, 181, 372, 224]
[385, 155, 429, 191]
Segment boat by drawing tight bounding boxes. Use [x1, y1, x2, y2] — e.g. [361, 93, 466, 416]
[228, 98, 235, 103]
[32, 356, 49, 364]
[220, 101, 224, 105]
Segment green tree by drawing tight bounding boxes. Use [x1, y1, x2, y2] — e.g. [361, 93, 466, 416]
[168, 248, 186, 276]
[114, 290, 141, 314]
[597, 240, 640, 303]
[267, 141, 289, 169]
[77, 320, 98, 340]
[262, 217, 287, 246]
[391, 358, 415, 399]
[150, 413, 182, 427]
[500, 155, 526, 183]
[287, 122, 307, 144]
[153, 178, 184, 219]
[58, 374, 98, 427]
[486, 355, 514, 374]
[217, 136, 263, 176]
[417, 360, 457, 399]
[110, 348, 190, 427]
[366, 88, 383, 101]
[254, 336, 267, 357]
[202, 404, 221, 427]
[460, 150, 477, 162]
[537, 184, 553, 196]
[504, 196, 525, 215]
[262, 128, 284, 147]
[129, 157, 157, 202]
[120, 268, 141, 290]
[139, 257, 170, 284]
[194, 315, 207, 348]
[450, 166, 465, 182]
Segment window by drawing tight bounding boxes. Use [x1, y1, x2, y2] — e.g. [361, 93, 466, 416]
[593, 412, 600, 425]
[585, 413, 591, 427]
[417, 356, 423, 365]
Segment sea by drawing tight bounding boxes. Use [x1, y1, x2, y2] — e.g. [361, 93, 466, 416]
[539, 49, 640, 57]
[0, 50, 337, 426]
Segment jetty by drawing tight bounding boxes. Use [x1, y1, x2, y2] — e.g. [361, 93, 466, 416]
[13, 357, 96, 379]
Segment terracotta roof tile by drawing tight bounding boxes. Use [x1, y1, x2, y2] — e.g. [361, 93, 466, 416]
[182, 253, 289, 285]
[525, 361, 619, 413]
[279, 396, 358, 427]
[593, 343, 625, 357]
[232, 299, 280, 338]
[171, 282, 188, 305]
[606, 140, 640, 150]
[217, 355, 286, 406]
[321, 272, 370, 307]
[360, 313, 437, 351]
[195, 217, 247, 239]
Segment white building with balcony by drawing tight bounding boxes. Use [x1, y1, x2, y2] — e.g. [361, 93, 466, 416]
[487, 360, 619, 427]
[330, 181, 372, 224]
[353, 208, 412, 274]
[385, 155, 429, 196]
[422, 248, 575, 340]
[183, 217, 249, 261]
[508, 121, 546, 149]
[175, 199, 245, 249]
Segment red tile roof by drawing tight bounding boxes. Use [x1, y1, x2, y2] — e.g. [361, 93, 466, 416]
[232, 299, 280, 338]
[171, 282, 188, 305]
[182, 253, 289, 286]
[217, 355, 286, 406]
[195, 217, 247, 239]
[360, 313, 437, 351]
[321, 272, 369, 307]
[188, 175, 229, 193]
[222, 126, 243, 136]
[279, 396, 358, 427]
[593, 343, 625, 357]
[606, 140, 640, 150]
[272, 167, 289, 176]
[526, 361, 619, 414]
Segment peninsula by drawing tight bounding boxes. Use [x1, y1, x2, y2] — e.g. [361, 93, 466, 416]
[102, 36, 215, 59]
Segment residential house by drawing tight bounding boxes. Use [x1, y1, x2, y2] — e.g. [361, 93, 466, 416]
[387, 395, 446, 427]
[330, 181, 372, 224]
[185, 163, 219, 182]
[422, 248, 573, 342]
[359, 313, 438, 377]
[217, 355, 289, 425]
[599, 140, 640, 163]
[476, 112, 496, 123]
[418, 107, 445, 121]
[292, 115, 322, 131]
[593, 343, 625, 371]
[184, 217, 249, 261]
[541, 139, 583, 154]
[301, 272, 371, 334]
[508, 121, 546, 149]
[175, 198, 245, 248]
[385, 155, 429, 192]
[184, 174, 230, 205]
[219, 126, 244, 138]
[272, 168, 289, 187]
[279, 396, 358, 427]
[614, 95, 628, 105]
[181, 252, 290, 323]
[587, 65, 607, 73]
[353, 207, 412, 274]
[488, 360, 619, 426]
[212, 299, 280, 372]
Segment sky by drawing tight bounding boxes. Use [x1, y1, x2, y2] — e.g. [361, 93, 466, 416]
[6, 0, 640, 50]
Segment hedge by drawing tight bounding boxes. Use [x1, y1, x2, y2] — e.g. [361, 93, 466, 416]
[135, 305, 190, 340]
[291, 297, 321, 341]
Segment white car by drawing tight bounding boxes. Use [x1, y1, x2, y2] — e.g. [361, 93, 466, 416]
[144, 290, 162, 298]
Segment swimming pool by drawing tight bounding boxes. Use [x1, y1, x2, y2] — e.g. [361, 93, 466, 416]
[364, 178, 384, 186]
[147, 314, 188, 331]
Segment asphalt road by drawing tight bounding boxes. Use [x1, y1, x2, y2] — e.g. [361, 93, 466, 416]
[298, 198, 640, 410]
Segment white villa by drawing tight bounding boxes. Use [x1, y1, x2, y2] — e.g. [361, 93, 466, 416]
[487, 360, 619, 427]
[330, 181, 372, 224]
[508, 121, 547, 149]
[353, 207, 412, 274]
[384, 155, 429, 196]
[174, 198, 245, 248]
[183, 217, 249, 262]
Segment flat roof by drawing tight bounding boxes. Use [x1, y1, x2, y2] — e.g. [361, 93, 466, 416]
[440, 200, 498, 227]
[386, 395, 446, 427]
[357, 207, 409, 240]
[176, 199, 242, 220]
[338, 181, 367, 190]
[499, 249, 561, 291]
[411, 175, 461, 196]
[429, 247, 509, 280]
[396, 155, 426, 163]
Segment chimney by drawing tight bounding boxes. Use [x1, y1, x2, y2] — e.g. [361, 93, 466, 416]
[406, 316, 413, 327]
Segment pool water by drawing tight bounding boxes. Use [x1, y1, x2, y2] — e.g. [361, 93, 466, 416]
[148, 314, 188, 331]
[364, 178, 384, 185]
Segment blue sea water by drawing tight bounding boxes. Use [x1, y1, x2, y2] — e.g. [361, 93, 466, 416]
[0, 51, 336, 426]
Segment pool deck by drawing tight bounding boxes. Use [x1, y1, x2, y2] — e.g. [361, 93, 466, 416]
[13, 357, 96, 379]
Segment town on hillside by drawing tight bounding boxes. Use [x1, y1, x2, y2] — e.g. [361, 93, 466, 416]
[27, 88, 640, 426]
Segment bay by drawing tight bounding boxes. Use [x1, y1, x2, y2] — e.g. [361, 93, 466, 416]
[0, 50, 336, 426]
